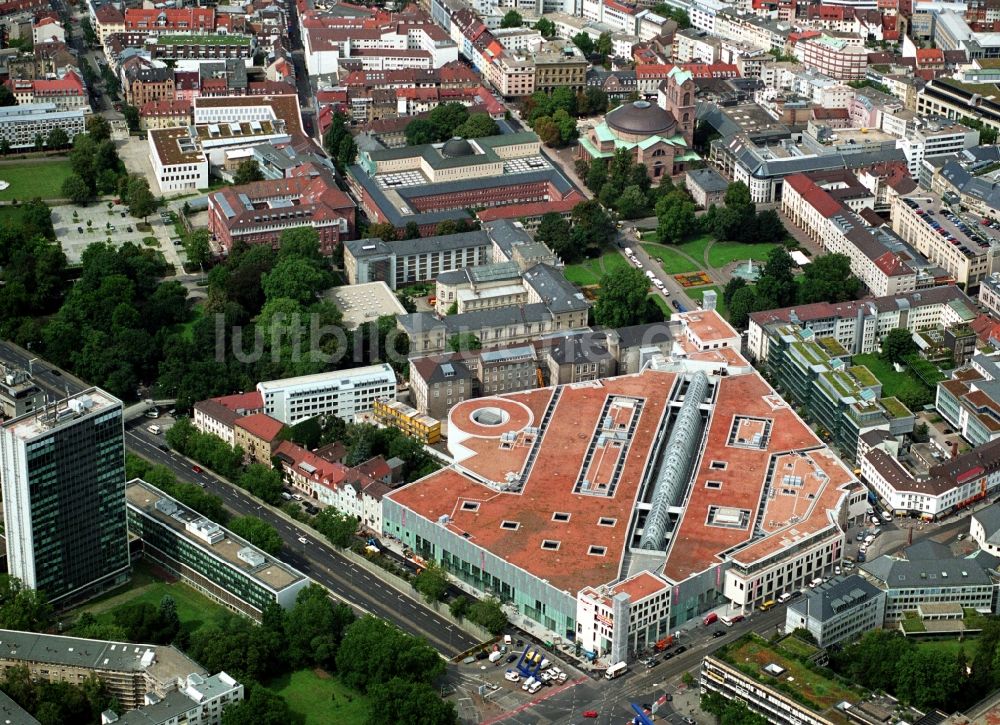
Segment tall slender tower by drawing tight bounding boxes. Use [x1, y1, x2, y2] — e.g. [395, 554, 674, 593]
[0, 388, 130, 605]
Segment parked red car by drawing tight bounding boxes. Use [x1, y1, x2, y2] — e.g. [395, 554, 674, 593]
[583, 712, 599, 719]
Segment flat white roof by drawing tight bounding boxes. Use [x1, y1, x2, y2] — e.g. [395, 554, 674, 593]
[257, 363, 396, 392]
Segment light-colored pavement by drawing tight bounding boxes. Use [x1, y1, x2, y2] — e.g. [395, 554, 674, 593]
[52, 202, 148, 264]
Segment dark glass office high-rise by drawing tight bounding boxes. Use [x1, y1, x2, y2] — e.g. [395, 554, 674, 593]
[0, 388, 130, 604]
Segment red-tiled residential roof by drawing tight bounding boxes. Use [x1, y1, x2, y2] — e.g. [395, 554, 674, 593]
[235, 413, 286, 442]
[784, 173, 844, 218]
[214, 391, 264, 412]
[475, 194, 583, 222]
[139, 98, 192, 118]
[916, 48, 944, 63]
[873, 251, 912, 277]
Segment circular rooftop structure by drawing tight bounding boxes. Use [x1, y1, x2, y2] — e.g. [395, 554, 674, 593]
[442, 137, 475, 158]
[606, 100, 677, 138]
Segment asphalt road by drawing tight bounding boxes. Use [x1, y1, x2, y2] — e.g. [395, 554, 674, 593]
[617, 229, 699, 312]
[0, 341, 478, 657]
[493, 607, 787, 725]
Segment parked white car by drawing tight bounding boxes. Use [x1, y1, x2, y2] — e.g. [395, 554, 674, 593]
[504, 670, 520, 682]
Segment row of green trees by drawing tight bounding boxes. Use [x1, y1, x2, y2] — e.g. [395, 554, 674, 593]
[533, 200, 616, 263]
[405, 102, 500, 146]
[722, 248, 859, 328]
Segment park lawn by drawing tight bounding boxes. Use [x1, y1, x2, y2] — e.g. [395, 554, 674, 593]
[853, 354, 933, 403]
[687, 285, 729, 320]
[0, 159, 74, 201]
[564, 250, 629, 287]
[676, 235, 713, 266]
[70, 562, 230, 638]
[707, 241, 777, 268]
[641, 243, 700, 274]
[269, 670, 370, 725]
[916, 638, 976, 658]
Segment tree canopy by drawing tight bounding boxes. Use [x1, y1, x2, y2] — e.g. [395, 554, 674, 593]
[500, 9, 522, 27]
[594, 266, 664, 328]
[233, 158, 265, 186]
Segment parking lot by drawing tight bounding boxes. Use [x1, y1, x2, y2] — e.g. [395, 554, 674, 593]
[448, 638, 586, 723]
[52, 203, 150, 264]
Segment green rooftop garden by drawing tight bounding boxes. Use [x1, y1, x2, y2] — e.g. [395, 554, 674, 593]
[901, 611, 926, 633]
[817, 336, 848, 358]
[157, 34, 251, 45]
[717, 634, 862, 712]
[792, 340, 827, 367]
[848, 365, 879, 389]
[880, 396, 912, 420]
[822, 370, 858, 398]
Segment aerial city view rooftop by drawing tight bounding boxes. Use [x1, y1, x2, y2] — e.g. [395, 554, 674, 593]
[3, 0, 1000, 721]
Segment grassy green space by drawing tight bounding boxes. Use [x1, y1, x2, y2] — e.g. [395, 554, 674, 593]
[142, 236, 159, 247]
[853, 354, 933, 403]
[269, 670, 370, 725]
[687, 285, 728, 320]
[177, 304, 204, 343]
[916, 637, 976, 657]
[778, 634, 820, 659]
[0, 159, 74, 200]
[707, 241, 777, 268]
[676, 235, 712, 265]
[641, 243, 700, 274]
[723, 635, 860, 711]
[69, 562, 230, 638]
[563, 250, 629, 287]
[650, 293, 671, 316]
[158, 34, 250, 45]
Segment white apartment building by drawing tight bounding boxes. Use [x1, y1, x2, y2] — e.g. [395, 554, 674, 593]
[971, 503, 1000, 557]
[577, 572, 672, 665]
[0, 103, 86, 149]
[860, 438, 1000, 519]
[891, 193, 1000, 289]
[148, 127, 210, 193]
[674, 29, 721, 64]
[257, 364, 398, 425]
[581, 0, 640, 34]
[781, 173, 918, 297]
[981, 273, 1000, 317]
[723, 526, 845, 611]
[896, 119, 979, 176]
[797, 36, 868, 80]
[689, 0, 728, 35]
[746, 285, 978, 362]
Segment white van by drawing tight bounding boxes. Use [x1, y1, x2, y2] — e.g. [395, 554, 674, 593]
[624, 247, 633, 256]
[778, 592, 793, 603]
[809, 577, 824, 588]
[147, 425, 161, 435]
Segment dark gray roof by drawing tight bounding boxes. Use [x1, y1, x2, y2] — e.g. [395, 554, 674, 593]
[546, 334, 612, 365]
[436, 261, 521, 286]
[686, 167, 728, 194]
[0, 690, 38, 725]
[398, 304, 555, 336]
[974, 503, 1000, 543]
[0, 629, 197, 675]
[347, 166, 575, 228]
[116, 691, 196, 724]
[522, 264, 589, 314]
[861, 543, 998, 589]
[486, 219, 535, 259]
[409, 354, 473, 386]
[788, 574, 881, 621]
[601, 321, 677, 349]
[346, 231, 490, 261]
